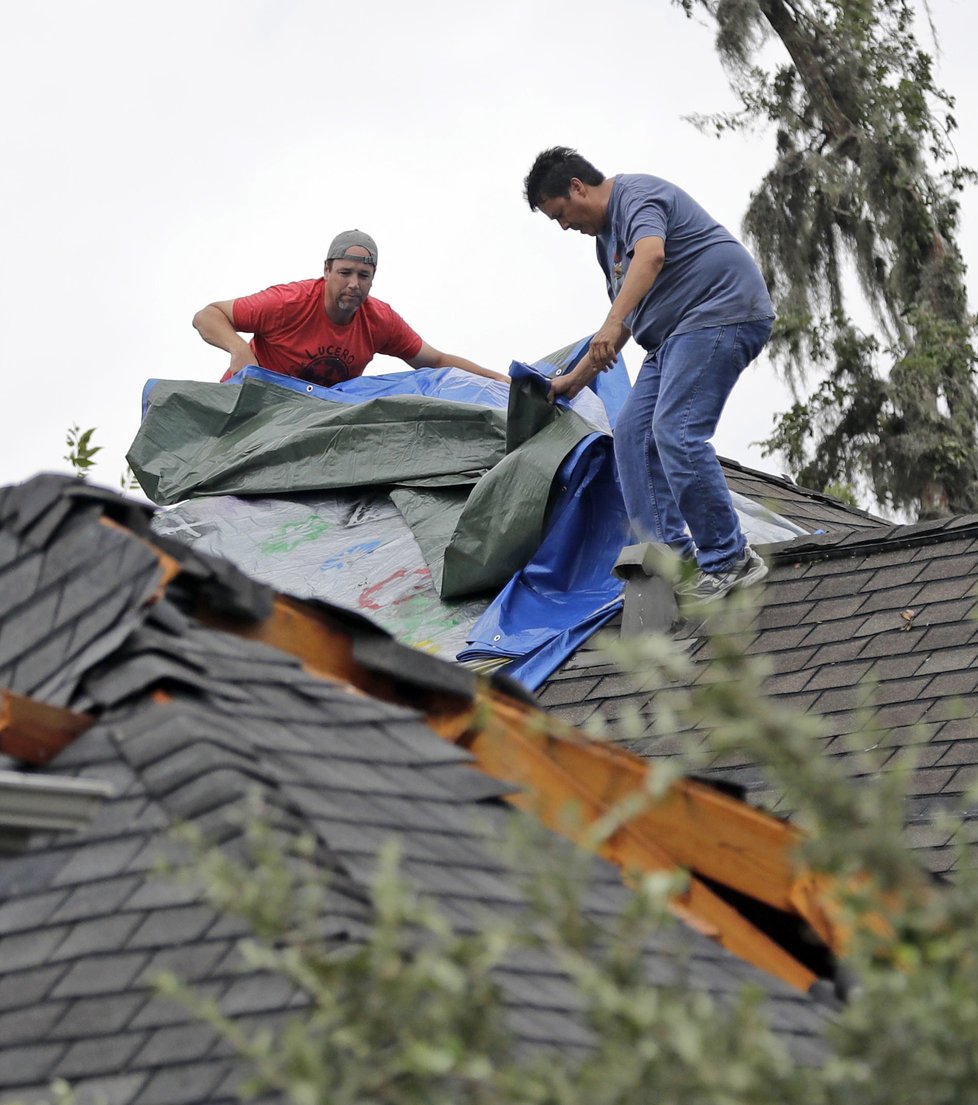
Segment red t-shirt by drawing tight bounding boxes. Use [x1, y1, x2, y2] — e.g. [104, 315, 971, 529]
[226, 278, 424, 387]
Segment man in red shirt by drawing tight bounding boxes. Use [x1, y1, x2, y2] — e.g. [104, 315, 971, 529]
[193, 230, 507, 387]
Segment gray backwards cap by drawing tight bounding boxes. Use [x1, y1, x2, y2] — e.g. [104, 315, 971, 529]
[326, 229, 378, 267]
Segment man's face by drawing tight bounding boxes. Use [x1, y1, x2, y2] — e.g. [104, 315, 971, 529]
[324, 247, 375, 314]
[537, 178, 605, 236]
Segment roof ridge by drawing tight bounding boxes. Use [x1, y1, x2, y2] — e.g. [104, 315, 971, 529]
[760, 514, 978, 562]
[718, 456, 891, 525]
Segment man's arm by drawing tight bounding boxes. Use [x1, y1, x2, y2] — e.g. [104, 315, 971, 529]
[406, 341, 509, 384]
[550, 235, 665, 401]
[192, 300, 260, 376]
[591, 235, 665, 367]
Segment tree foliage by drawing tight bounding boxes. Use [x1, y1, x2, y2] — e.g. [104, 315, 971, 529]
[676, 0, 978, 518]
[161, 807, 811, 1105]
[63, 424, 102, 478]
[61, 423, 141, 492]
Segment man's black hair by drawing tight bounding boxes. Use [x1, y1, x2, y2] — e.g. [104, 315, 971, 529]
[523, 147, 605, 210]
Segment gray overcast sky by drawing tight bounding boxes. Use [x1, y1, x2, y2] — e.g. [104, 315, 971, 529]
[3, 0, 977, 491]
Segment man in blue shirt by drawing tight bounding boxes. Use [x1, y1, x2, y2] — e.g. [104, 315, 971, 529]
[524, 146, 775, 603]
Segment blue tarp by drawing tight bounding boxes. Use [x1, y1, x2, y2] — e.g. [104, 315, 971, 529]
[460, 349, 630, 686]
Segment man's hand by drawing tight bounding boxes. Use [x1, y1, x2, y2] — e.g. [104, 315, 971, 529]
[547, 341, 623, 402]
[228, 347, 258, 376]
[548, 372, 577, 402]
[548, 352, 596, 402]
[589, 318, 627, 370]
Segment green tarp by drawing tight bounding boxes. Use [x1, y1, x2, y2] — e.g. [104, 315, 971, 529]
[129, 376, 598, 600]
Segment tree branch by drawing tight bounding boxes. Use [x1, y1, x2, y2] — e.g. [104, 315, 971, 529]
[758, 0, 859, 144]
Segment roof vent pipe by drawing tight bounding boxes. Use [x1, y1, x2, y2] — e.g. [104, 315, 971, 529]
[612, 542, 679, 637]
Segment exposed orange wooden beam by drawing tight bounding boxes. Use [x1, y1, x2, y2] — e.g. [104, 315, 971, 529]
[477, 693, 840, 948]
[464, 706, 818, 990]
[0, 689, 94, 765]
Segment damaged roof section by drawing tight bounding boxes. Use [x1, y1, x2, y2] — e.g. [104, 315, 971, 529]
[0, 474, 835, 1104]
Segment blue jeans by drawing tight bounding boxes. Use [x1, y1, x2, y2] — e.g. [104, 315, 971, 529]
[613, 319, 773, 573]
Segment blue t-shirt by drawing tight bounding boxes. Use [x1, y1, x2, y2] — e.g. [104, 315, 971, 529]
[596, 174, 774, 352]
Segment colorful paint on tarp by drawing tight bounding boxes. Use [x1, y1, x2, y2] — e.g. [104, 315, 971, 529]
[151, 492, 490, 659]
[260, 515, 334, 554]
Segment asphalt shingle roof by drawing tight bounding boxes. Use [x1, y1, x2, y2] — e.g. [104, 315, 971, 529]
[720, 457, 889, 534]
[0, 476, 831, 1103]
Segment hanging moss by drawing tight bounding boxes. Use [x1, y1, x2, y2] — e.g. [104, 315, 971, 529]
[678, 0, 978, 517]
